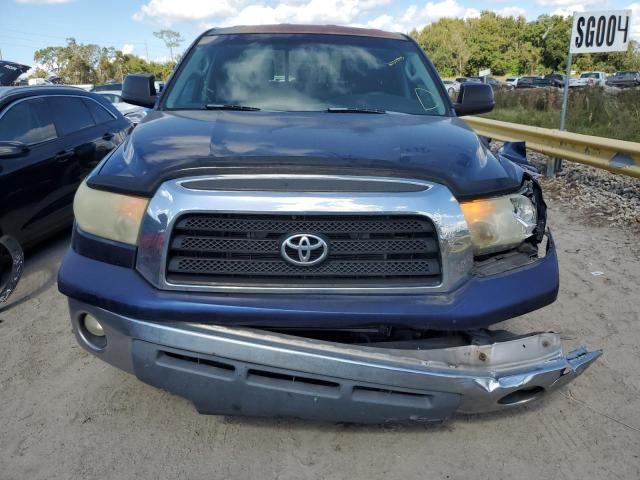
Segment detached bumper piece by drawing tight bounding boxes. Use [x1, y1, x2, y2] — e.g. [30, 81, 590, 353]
[70, 299, 601, 424]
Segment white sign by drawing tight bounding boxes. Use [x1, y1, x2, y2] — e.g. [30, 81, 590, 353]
[479, 69, 491, 77]
[570, 10, 632, 54]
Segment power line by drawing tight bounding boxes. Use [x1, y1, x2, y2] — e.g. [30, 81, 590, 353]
[2, 27, 153, 46]
[0, 40, 48, 49]
[0, 34, 55, 46]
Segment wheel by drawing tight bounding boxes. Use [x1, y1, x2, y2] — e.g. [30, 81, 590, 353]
[448, 87, 455, 96]
[0, 235, 24, 305]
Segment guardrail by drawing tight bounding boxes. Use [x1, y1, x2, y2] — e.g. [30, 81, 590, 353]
[464, 116, 640, 178]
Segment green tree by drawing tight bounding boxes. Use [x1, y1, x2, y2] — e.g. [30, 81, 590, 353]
[153, 29, 183, 62]
[31, 67, 49, 79]
[33, 38, 177, 84]
[413, 18, 471, 77]
[34, 46, 63, 75]
[465, 12, 520, 76]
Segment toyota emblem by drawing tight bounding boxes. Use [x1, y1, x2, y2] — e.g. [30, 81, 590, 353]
[281, 234, 329, 266]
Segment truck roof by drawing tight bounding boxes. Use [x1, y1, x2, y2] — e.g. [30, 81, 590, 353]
[204, 24, 407, 40]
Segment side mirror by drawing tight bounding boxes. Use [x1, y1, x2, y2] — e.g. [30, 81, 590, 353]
[0, 141, 29, 159]
[454, 83, 495, 116]
[122, 74, 157, 108]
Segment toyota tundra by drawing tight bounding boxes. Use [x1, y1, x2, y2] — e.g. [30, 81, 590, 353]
[58, 25, 600, 423]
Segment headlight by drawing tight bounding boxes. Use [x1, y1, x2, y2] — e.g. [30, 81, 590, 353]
[74, 182, 148, 245]
[460, 194, 537, 256]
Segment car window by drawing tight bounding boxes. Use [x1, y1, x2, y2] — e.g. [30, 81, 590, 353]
[99, 93, 120, 104]
[83, 98, 115, 124]
[0, 97, 57, 145]
[165, 33, 448, 116]
[48, 96, 96, 136]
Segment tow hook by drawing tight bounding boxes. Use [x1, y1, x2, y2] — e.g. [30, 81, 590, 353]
[0, 235, 24, 305]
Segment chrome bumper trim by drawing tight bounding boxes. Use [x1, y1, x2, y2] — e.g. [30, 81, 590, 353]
[70, 299, 601, 423]
[135, 174, 474, 294]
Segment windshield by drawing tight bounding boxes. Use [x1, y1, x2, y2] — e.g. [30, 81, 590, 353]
[164, 33, 447, 116]
[580, 73, 600, 79]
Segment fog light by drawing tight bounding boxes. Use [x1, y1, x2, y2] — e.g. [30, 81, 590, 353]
[84, 314, 105, 337]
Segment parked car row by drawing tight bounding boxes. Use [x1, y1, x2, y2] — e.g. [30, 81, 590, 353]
[457, 76, 511, 91]
[446, 71, 640, 91]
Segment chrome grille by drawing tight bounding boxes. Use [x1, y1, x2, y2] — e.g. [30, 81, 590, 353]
[166, 214, 442, 287]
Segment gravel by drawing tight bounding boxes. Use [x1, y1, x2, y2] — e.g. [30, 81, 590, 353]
[492, 143, 640, 231]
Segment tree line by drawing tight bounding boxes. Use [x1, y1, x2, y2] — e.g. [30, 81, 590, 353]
[32, 29, 184, 85]
[410, 12, 640, 77]
[30, 16, 640, 84]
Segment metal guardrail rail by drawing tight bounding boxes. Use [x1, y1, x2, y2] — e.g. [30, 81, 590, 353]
[464, 116, 640, 178]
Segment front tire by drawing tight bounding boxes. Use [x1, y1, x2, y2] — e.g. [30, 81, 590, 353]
[0, 235, 24, 305]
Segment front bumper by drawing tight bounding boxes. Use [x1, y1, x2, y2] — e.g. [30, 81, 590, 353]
[58, 239, 559, 331]
[70, 298, 600, 423]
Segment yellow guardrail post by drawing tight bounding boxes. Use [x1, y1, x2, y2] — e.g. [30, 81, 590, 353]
[464, 116, 640, 179]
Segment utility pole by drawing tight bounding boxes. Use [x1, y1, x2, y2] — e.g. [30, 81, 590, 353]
[145, 41, 149, 60]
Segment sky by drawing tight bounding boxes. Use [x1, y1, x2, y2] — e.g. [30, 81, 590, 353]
[1, 0, 639, 67]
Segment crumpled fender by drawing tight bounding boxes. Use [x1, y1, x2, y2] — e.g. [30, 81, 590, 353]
[0, 235, 24, 305]
[497, 141, 540, 175]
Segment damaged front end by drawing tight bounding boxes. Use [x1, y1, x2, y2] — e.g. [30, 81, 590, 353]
[61, 143, 601, 422]
[69, 300, 600, 423]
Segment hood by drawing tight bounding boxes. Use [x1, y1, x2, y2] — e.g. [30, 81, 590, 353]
[0, 61, 30, 86]
[113, 102, 144, 115]
[89, 110, 524, 200]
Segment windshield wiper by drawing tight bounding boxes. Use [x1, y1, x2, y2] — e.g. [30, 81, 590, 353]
[204, 104, 261, 111]
[327, 107, 386, 114]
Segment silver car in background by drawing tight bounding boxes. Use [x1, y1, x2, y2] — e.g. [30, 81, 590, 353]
[505, 76, 520, 88]
[442, 79, 461, 96]
[97, 90, 147, 123]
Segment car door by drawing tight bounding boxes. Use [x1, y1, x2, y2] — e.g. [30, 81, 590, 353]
[80, 96, 124, 164]
[0, 96, 64, 244]
[47, 95, 118, 221]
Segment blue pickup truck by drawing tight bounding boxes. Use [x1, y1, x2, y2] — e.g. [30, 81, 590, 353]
[58, 25, 600, 423]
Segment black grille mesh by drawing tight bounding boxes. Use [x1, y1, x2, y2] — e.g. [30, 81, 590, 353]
[167, 214, 441, 287]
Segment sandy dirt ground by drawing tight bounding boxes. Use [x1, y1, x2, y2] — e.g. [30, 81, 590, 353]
[1, 200, 639, 480]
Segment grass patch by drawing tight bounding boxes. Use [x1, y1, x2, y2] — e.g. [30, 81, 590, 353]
[482, 88, 640, 143]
